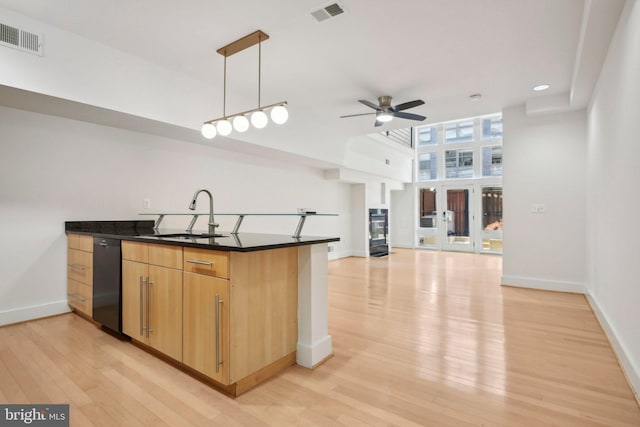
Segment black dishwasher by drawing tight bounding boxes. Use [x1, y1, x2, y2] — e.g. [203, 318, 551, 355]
[93, 237, 122, 333]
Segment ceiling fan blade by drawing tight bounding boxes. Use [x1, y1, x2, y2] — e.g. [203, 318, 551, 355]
[392, 111, 426, 121]
[374, 120, 384, 127]
[339, 112, 377, 118]
[358, 99, 381, 111]
[393, 99, 425, 111]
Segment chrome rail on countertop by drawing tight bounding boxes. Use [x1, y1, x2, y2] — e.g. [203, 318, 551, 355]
[139, 212, 338, 238]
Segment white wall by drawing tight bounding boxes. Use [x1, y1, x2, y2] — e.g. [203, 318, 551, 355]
[390, 184, 415, 248]
[0, 105, 352, 325]
[344, 135, 414, 183]
[350, 184, 368, 257]
[0, 7, 210, 131]
[586, 0, 640, 398]
[501, 106, 587, 293]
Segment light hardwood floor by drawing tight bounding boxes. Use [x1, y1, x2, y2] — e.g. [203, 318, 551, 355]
[1, 248, 639, 426]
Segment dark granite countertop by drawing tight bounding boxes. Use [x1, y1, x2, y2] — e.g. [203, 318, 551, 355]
[65, 220, 340, 252]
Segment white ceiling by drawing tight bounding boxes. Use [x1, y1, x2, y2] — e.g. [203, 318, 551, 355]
[0, 0, 625, 159]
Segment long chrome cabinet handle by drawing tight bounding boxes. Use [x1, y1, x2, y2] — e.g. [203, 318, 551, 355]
[146, 277, 151, 338]
[186, 259, 213, 266]
[67, 263, 86, 271]
[139, 276, 144, 336]
[215, 293, 223, 373]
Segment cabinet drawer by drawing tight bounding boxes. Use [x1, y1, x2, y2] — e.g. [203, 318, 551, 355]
[68, 279, 92, 316]
[122, 241, 148, 263]
[68, 234, 93, 252]
[183, 248, 229, 279]
[149, 244, 183, 269]
[68, 249, 93, 285]
[122, 242, 182, 269]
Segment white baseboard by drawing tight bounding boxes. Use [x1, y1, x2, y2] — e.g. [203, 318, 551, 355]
[0, 300, 71, 327]
[297, 335, 333, 368]
[586, 294, 640, 404]
[348, 250, 368, 258]
[501, 275, 585, 294]
[328, 250, 353, 260]
[390, 243, 414, 249]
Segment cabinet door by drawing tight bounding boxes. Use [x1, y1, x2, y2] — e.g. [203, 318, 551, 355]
[122, 260, 148, 341]
[148, 265, 183, 362]
[183, 272, 230, 384]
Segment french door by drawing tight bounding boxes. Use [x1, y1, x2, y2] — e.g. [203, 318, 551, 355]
[417, 185, 475, 252]
[441, 185, 474, 252]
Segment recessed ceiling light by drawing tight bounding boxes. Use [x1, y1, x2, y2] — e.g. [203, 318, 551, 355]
[469, 93, 482, 101]
[533, 84, 550, 92]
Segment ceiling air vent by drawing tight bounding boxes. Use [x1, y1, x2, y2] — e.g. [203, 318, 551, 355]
[0, 22, 43, 56]
[311, 3, 345, 22]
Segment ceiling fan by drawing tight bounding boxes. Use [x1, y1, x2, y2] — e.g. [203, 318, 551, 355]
[340, 96, 426, 127]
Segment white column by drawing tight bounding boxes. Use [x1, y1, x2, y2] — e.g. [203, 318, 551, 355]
[297, 243, 332, 368]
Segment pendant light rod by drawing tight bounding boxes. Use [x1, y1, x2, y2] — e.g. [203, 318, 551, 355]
[258, 34, 262, 109]
[223, 55, 227, 117]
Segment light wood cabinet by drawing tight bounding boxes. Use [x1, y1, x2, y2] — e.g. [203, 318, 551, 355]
[228, 248, 298, 385]
[183, 247, 229, 279]
[122, 241, 183, 362]
[67, 234, 93, 317]
[183, 272, 230, 384]
[121, 240, 298, 395]
[183, 247, 298, 391]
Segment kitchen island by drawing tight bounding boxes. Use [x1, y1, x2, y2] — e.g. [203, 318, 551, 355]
[66, 220, 339, 396]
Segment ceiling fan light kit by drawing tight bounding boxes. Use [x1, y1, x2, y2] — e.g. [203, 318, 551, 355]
[201, 30, 288, 140]
[340, 96, 426, 127]
[376, 112, 394, 122]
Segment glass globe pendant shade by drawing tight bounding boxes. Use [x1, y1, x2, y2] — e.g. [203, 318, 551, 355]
[201, 123, 217, 139]
[270, 105, 288, 125]
[377, 112, 393, 123]
[251, 110, 268, 129]
[233, 115, 249, 133]
[216, 119, 233, 136]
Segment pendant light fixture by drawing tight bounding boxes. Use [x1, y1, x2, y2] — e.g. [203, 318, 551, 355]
[201, 30, 288, 139]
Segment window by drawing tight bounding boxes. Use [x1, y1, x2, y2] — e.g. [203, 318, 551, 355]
[482, 146, 502, 176]
[418, 188, 437, 228]
[417, 126, 437, 146]
[413, 114, 503, 253]
[481, 186, 503, 253]
[482, 117, 503, 139]
[445, 149, 473, 178]
[482, 187, 503, 229]
[445, 121, 474, 143]
[418, 152, 437, 180]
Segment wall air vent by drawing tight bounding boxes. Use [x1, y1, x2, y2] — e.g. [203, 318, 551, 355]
[0, 22, 43, 56]
[311, 3, 345, 22]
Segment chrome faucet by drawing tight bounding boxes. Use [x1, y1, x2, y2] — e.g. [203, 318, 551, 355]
[189, 189, 218, 234]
